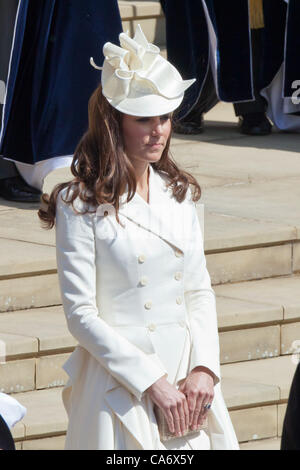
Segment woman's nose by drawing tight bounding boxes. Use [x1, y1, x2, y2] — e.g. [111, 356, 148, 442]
[151, 120, 163, 135]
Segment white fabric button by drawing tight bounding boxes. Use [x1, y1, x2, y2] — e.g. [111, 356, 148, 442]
[175, 249, 183, 258]
[140, 276, 148, 286]
[148, 324, 156, 332]
[144, 301, 152, 310]
[175, 272, 182, 281]
[176, 297, 183, 305]
[138, 255, 146, 263]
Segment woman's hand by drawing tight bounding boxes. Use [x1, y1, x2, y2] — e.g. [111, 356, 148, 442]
[147, 376, 189, 437]
[178, 366, 215, 430]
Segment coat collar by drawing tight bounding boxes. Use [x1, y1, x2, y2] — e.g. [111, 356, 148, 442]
[118, 164, 186, 253]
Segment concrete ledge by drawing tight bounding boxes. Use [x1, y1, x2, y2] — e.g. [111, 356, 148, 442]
[119, 1, 165, 45]
[204, 212, 298, 252]
[278, 403, 287, 438]
[230, 406, 278, 443]
[217, 295, 283, 329]
[0, 274, 61, 313]
[294, 242, 300, 271]
[240, 437, 280, 450]
[281, 322, 300, 355]
[0, 239, 56, 278]
[0, 209, 55, 246]
[12, 388, 67, 440]
[215, 275, 300, 322]
[0, 332, 38, 359]
[208, 244, 292, 285]
[0, 306, 76, 354]
[0, 359, 35, 394]
[222, 377, 280, 409]
[36, 354, 70, 390]
[119, 1, 163, 19]
[21, 435, 66, 450]
[222, 355, 298, 401]
[220, 325, 280, 364]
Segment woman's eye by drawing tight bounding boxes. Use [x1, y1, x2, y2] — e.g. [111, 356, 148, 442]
[136, 115, 170, 123]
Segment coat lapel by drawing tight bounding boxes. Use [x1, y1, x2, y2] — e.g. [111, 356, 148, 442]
[118, 165, 186, 253]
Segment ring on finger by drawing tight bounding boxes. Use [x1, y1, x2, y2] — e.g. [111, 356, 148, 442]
[203, 403, 212, 410]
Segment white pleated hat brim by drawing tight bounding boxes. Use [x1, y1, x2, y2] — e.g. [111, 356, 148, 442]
[104, 93, 184, 117]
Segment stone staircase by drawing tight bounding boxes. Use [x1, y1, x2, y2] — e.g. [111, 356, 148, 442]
[118, 0, 165, 46]
[0, 1, 299, 451]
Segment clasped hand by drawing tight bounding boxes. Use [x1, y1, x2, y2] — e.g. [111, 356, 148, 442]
[147, 366, 214, 437]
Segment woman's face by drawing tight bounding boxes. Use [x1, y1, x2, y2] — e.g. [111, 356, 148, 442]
[122, 114, 172, 165]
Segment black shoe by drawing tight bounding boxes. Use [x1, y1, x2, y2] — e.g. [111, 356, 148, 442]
[0, 176, 42, 203]
[238, 113, 272, 136]
[20, 179, 42, 195]
[173, 119, 204, 135]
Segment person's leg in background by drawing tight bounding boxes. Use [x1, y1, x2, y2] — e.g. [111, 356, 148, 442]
[234, 0, 272, 135]
[173, 65, 218, 134]
[0, 0, 41, 202]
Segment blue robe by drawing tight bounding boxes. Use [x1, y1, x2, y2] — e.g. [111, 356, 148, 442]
[0, 0, 122, 165]
[162, 0, 288, 119]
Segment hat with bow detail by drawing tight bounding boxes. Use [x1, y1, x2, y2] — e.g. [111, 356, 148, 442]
[90, 24, 196, 116]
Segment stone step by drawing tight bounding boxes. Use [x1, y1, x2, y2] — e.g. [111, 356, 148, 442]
[118, 1, 166, 45]
[216, 274, 300, 364]
[207, 239, 298, 286]
[0, 273, 61, 314]
[203, 206, 299, 285]
[240, 437, 281, 450]
[10, 356, 295, 449]
[10, 387, 67, 448]
[0, 208, 60, 313]
[221, 355, 298, 443]
[222, 355, 298, 404]
[1, 275, 300, 395]
[0, 306, 74, 394]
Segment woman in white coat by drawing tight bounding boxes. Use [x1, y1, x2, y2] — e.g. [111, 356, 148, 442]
[39, 25, 239, 450]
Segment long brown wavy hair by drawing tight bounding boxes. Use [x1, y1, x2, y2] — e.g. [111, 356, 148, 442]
[38, 85, 201, 229]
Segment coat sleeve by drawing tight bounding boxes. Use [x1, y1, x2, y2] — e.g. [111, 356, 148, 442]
[184, 200, 221, 385]
[55, 191, 167, 401]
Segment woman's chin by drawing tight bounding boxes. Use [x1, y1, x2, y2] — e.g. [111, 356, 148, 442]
[144, 149, 164, 160]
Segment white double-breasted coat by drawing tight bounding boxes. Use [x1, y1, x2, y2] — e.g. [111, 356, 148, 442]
[55, 164, 239, 450]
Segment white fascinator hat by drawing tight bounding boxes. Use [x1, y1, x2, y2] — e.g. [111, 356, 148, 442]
[90, 24, 196, 117]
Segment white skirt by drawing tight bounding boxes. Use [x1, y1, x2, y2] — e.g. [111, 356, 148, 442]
[62, 325, 238, 450]
[62, 342, 211, 450]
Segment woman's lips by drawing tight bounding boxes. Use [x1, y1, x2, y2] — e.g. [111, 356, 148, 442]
[147, 143, 163, 149]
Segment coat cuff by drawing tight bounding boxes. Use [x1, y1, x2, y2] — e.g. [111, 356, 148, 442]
[189, 364, 220, 387]
[189, 353, 220, 386]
